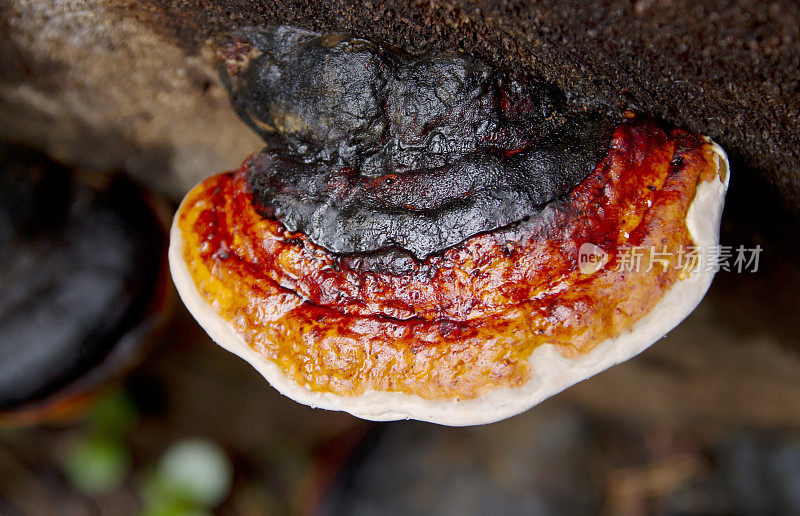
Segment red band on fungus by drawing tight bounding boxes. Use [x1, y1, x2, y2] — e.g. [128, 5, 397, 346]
[176, 118, 719, 399]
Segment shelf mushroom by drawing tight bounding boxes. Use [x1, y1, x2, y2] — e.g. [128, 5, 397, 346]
[170, 26, 729, 425]
[0, 145, 171, 425]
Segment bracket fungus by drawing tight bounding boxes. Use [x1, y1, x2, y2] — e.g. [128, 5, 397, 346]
[0, 145, 171, 425]
[170, 26, 729, 425]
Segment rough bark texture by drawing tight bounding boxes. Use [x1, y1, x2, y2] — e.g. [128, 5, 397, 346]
[2, 0, 799, 211]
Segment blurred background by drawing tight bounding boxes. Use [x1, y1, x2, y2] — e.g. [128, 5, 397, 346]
[1, 0, 800, 514]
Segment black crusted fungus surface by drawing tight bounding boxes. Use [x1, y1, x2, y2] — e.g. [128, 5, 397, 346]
[135, 0, 800, 230]
[232, 27, 615, 259]
[0, 145, 164, 412]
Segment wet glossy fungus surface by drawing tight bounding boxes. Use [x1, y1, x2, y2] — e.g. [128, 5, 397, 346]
[228, 26, 617, 262]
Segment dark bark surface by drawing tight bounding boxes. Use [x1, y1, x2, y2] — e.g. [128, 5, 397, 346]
[2, 0, 799, 215]
[143, 0, 800, 210]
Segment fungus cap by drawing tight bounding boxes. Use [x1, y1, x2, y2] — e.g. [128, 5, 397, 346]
[169, 134, 728, 426]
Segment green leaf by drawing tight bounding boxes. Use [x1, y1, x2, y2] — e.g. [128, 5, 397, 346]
[63, 436, 131, 495]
